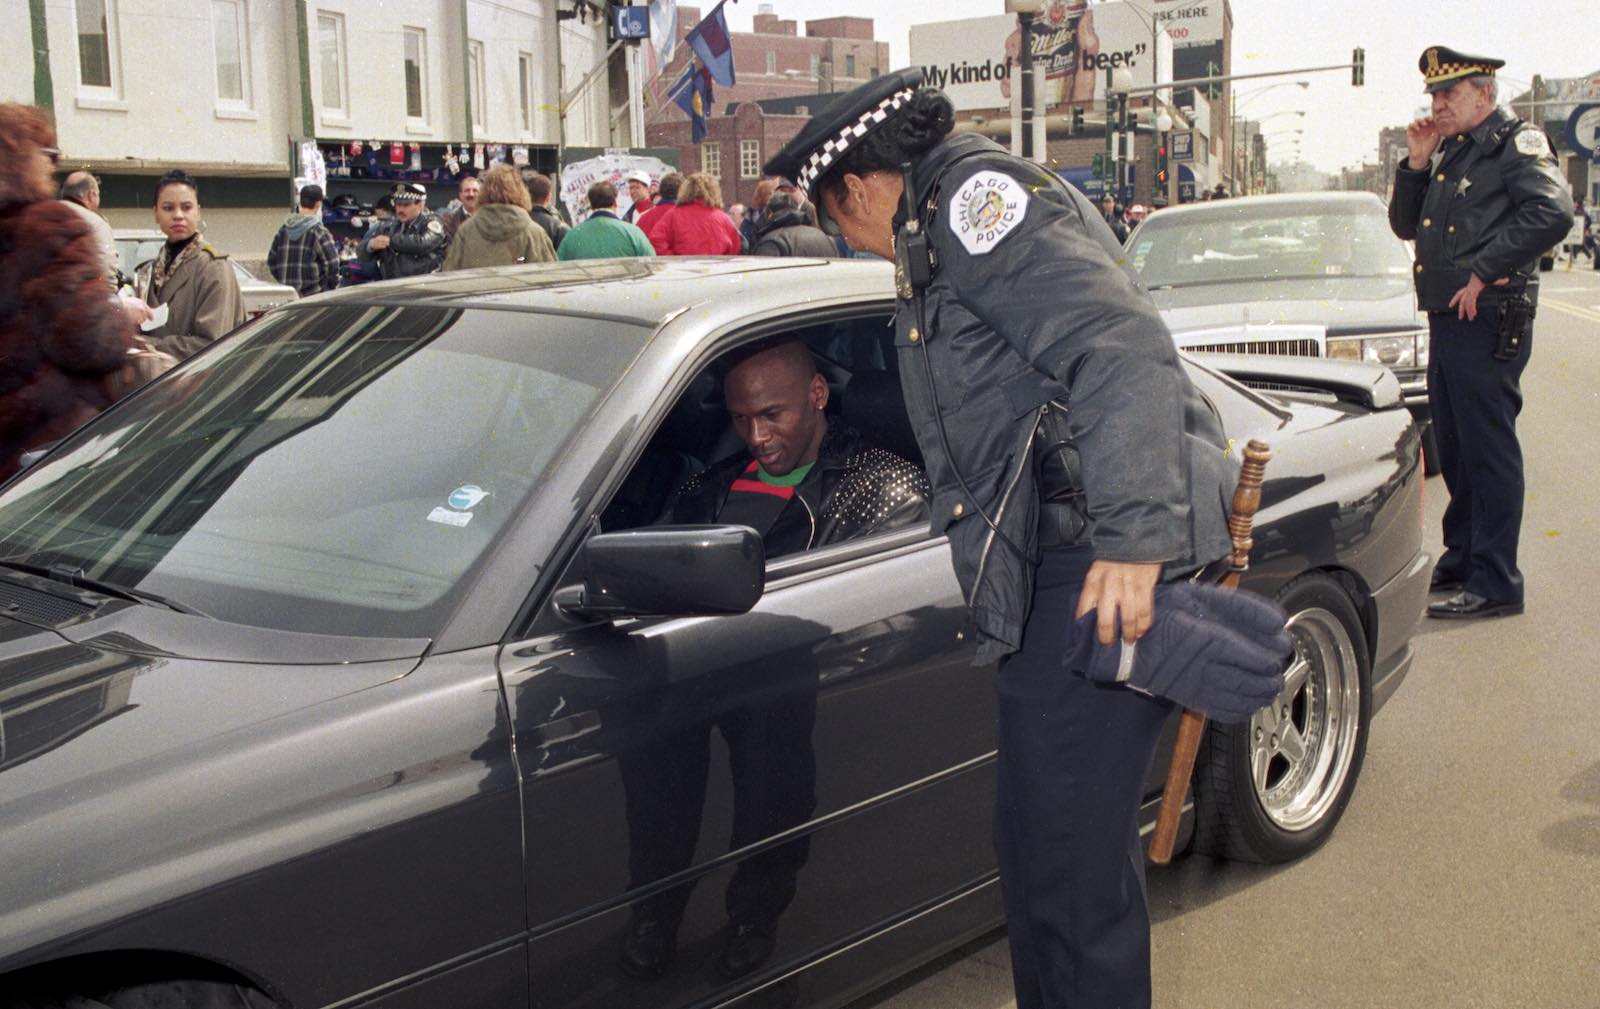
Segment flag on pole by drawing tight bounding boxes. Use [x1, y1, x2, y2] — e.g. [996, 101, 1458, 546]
[684, 2, 735, 87]
[649, 0, 678, 71]
[671, 62, 714, 143]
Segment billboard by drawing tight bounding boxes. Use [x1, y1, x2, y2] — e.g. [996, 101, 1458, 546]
[1149, 0, 1224, 49]
[910, 1, 1173, 112]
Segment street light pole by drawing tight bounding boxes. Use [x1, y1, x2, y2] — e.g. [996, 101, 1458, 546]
[1006, 0, 1044, 163]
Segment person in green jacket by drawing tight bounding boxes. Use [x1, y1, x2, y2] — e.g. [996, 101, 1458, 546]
[442, 165, 556, 271]
[556, 180, 656, 261]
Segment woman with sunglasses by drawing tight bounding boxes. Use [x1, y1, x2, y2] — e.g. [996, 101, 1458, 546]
[0, 103, 147, 480]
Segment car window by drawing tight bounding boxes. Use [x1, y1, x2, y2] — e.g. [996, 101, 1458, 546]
[0, 305, 649, 639]
[1130, 203, 1413, 289]
[114, 237, 164, 278]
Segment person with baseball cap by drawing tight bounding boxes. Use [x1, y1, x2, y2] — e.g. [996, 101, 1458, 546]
[765, 68, 1286, 1009]
[360, 183, 446, 279]
[1389, 47, 1571, 620]
[621, 170, 654, 224]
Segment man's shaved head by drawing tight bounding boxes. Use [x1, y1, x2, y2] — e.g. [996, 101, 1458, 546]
[61, 170, 99, 209]
[723, 337, 828, 476]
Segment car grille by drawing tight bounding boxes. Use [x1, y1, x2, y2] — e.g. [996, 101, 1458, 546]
[1187, 338, 1321, 357]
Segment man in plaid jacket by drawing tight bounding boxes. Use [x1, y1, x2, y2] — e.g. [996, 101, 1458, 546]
[268, 184, 340, 297]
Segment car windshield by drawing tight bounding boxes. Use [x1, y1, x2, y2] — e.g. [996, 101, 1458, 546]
[1129, 202, 1414, 289]
[0, 304, 649, 639]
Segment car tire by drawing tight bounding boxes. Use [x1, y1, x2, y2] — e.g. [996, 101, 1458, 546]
[1420, 420, 1441, 476]
[1191, 572, 1372, 863]
[11, 980, 275, 1009]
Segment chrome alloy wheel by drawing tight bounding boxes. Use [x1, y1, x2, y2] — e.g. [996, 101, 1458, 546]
[1249, 606, 1363, 832]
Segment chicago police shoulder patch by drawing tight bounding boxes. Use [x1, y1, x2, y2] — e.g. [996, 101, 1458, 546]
[426, 218, 445, 235]
[1514, 130, 1550, 157]
[949, 170, 1029, 255]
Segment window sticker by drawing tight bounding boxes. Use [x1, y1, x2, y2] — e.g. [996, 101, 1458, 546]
[428, 506, 472, 528]
[448, 485, 489, 510]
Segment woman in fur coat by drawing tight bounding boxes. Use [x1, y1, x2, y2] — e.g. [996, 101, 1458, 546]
[0, 104, 140, 481]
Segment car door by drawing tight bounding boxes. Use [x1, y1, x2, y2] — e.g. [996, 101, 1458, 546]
[496, 317, 1001, 1009]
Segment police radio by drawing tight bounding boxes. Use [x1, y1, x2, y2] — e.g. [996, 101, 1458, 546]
[1496, 275, 1535, 362]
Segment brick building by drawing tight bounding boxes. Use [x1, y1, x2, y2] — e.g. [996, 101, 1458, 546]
[647, 5, 888, 127]
[647, 94, 839, 209]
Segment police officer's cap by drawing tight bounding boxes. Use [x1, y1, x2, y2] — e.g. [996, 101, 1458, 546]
[392, 182, 427, 204]
[1418, 45, 1505, 93]
[763, 67, 926, 207]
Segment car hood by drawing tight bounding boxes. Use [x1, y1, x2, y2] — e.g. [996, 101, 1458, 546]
[1150, 275, 1421, 338]
[0, 607, 418, 826]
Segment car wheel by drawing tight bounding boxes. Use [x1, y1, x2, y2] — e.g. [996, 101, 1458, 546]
[1420, 420, 1441, 476]
[11, 980, 275, 1009]
[1192, 573, 1372, 863]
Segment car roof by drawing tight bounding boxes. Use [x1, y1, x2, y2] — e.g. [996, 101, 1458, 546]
[111, 229, 166, 240]
[292, 257, 895, 327]
[1144, 191, 1387, 221]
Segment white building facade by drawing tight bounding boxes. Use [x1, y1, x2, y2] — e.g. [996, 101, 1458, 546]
[5, 0, 628, 256]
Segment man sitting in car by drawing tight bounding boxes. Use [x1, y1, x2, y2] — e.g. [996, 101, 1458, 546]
[661, 336, 930, 557]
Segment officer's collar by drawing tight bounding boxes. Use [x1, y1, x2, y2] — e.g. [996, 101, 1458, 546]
[1465, 106, 1513, 146]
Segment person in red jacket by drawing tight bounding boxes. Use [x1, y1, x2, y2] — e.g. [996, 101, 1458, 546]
[637, 172, 681, 253]
[656, 173, 742, 255]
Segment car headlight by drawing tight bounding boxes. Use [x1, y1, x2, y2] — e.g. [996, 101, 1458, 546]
[1326, 329, 1428, 369]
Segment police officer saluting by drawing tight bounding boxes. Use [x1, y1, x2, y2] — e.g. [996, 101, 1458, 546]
[766, 69, 1291, 1009]
[361, 182, 447, 279]
[1389, 48, 1572, 619]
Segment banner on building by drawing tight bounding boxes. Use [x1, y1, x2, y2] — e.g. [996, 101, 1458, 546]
[560, 153, 673, 223]
[910, 2, 1172, 113]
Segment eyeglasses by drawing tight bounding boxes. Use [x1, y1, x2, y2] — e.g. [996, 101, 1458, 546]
[39, 147, 61, 165]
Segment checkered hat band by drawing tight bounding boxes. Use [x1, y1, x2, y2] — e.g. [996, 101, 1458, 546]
[797, 89, 916, 194]
[1426, 63, 1491, 85]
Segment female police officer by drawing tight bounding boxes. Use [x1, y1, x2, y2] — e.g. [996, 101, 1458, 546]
[764, 69, 1275, 1008]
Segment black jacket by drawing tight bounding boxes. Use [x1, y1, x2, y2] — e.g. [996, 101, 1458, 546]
[752, 211, 839, 258]
[361, 211, 446, 279]
[662, 424, 931, 559]
[895, 134, 1234, 659]
[531, 205, 571, 251]
[1389, 107, 1572, 312]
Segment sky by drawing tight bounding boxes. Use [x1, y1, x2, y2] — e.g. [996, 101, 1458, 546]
[717, 0, 1600, 173]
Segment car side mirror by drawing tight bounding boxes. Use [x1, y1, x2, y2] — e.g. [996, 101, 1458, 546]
[555, 524, 765, 620]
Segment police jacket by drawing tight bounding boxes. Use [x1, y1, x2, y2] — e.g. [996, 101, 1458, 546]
[361, 211, 446, 279]
[1389, 107, 1573, 312]
[896, 134, 1235, 659]
[662, 423, 931, 559]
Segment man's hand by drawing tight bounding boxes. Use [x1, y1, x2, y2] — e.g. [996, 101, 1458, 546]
[1406, 116, 1441, 170]
[1075, 560, 1161, 646]
[1448, 273, 1487, 320]
[368, 235, 390, 251]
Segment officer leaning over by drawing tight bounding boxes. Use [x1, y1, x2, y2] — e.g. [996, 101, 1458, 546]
[766, 69, 1291, 1009]
[1388, 47, 1572, 620]
[361, 183, 446, 279]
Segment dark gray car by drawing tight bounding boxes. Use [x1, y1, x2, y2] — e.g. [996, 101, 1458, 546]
[0, 259, 1427, 1009]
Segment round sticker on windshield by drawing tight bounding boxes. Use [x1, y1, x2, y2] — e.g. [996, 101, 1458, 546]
[448, 485, 489, 510]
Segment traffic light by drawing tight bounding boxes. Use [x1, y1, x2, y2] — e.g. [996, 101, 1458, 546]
[1352, 47, 1365, 87]
[1071, 107, 1085, 136]
[1092, 153, 1106, 179]
[1156, 142, 1169, 185]
[1206, 61, 1221, 100]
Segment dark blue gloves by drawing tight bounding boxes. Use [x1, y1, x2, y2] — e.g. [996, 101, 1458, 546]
[1065, 581, 1293, 723]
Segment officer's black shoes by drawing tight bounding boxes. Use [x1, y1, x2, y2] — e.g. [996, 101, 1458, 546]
[718, 919, 777, 979]
[618, 912, 678, 979]
[1426, 590, 1524, 619]
[1429, 568, 1466, 593]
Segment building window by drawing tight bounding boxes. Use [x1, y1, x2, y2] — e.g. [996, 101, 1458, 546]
[403, 27, 428, 122]
[518, 52, 535, 133]
[765, 51, 776, 75]
[845, 53, 855, 78]
[211, 0, 250, 108]
[74, 0, 117, 91]
[702, 141, 721, 178]
[316, 11, 347, 117]
[808, 53, 819, 78]
[740, 140, 760, 178]
[468, 39, 486, 132]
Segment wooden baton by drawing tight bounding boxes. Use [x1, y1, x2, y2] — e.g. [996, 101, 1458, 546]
[1147, 438, 1273, 865]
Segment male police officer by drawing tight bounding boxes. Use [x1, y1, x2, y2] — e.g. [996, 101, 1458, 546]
[766, 69, 1289, 1009]
[361, 182, 446, 279]
[1389, 48, 1571, 619]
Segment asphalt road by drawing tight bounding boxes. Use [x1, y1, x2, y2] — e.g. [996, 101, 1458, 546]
[858, 265, 1600, 1009]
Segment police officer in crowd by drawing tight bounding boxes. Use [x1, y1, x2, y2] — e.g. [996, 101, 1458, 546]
[1388, 47, 1572, 619]
[360, 183, 446, 279]
[765, 69, 1289, 1009]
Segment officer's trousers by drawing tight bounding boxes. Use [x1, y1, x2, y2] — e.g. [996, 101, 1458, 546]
[996, 547, 1174, 1009]
[1427, 310, 1530, 604]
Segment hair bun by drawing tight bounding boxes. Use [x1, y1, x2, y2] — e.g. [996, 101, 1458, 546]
[890, 88, 956, 158]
